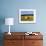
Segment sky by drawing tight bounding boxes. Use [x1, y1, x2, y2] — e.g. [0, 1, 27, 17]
[21, 11, 33, 14]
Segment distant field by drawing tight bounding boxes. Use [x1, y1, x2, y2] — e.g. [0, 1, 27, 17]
[21, 14, 34, 21]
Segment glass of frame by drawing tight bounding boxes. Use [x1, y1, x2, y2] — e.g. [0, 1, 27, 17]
[19, 9, 36, 23]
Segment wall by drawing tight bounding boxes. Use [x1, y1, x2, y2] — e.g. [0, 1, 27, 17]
[0, 0, 46, 46]
[0, 0, 46, 32]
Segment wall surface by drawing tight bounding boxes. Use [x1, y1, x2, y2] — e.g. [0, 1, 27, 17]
[0, 0, 46, 32]
[0, 0, 46, 46]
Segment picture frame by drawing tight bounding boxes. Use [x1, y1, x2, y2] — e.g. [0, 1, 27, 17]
[19, 9, 36, 23]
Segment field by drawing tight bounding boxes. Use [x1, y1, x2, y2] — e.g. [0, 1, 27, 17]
[21, 14, 34, 21]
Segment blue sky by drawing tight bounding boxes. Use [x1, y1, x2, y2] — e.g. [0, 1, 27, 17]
[21, 11, 33, 14]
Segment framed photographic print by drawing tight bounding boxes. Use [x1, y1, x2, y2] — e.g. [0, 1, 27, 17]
[19, 9, 36, 23]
